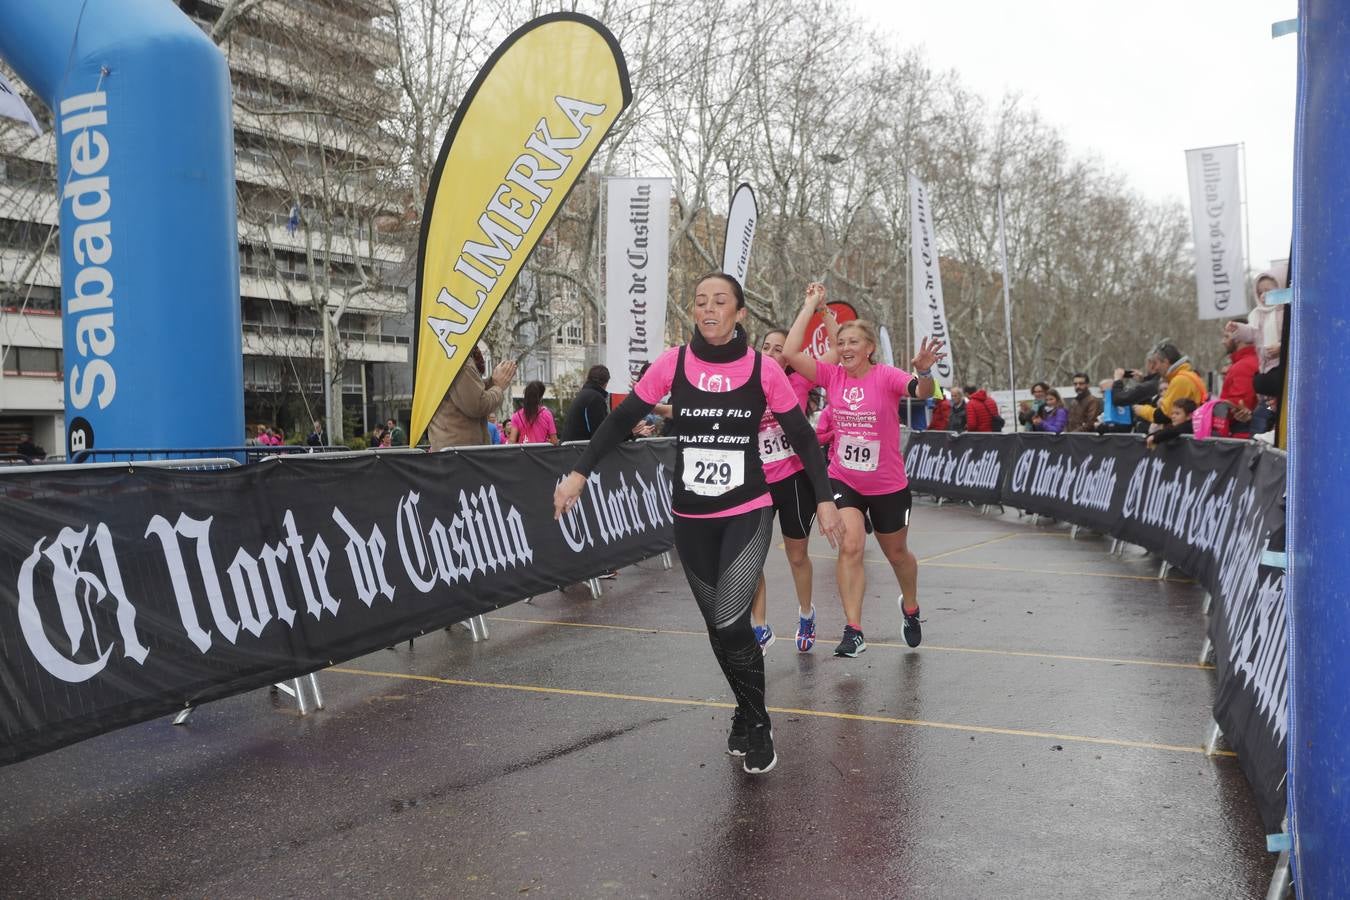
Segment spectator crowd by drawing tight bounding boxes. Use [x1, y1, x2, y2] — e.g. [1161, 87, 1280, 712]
[917, 270, 1286, 446]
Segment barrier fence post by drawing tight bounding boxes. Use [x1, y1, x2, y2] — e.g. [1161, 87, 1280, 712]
[1204, 718, 1224, 756]
[1265, 816, 1292, 900]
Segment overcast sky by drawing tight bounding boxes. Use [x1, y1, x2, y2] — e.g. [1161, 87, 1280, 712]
[853, 0, 1298, 272]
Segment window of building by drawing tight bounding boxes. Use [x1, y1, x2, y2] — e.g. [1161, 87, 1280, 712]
[556, 317, 583, 346]
[1, 285, 59, 315]
[2, 346, 62, 377]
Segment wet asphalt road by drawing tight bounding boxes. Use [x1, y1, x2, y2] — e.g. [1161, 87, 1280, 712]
[0, 500, 1274, 898]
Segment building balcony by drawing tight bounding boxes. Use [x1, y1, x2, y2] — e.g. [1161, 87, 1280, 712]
[237, 217, 405, 266]
[239, 268, 408, 316]
[0, 372, 64, 412]
[0, 183, 57, 227]
[195, 0, 397, 69]
[0, 309, 61, 346]
[232, 105, 399, 167]
[0, 249, 59, 289]
[241, 320, 409, 363]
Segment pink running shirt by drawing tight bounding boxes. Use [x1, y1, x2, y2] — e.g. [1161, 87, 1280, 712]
[758, 371, 813, 484]
[509, 406, 556, 444]
[635, 345, 801, 518]
[813, 361, 914, 494]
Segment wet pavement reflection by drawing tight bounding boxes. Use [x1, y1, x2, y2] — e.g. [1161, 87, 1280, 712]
[0, 502, 1274, 897]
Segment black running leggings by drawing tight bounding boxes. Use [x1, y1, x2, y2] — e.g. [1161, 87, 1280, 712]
[673, 506, 776, 728]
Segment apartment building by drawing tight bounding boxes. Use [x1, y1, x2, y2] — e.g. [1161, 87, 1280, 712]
[0, 0, 412, 456]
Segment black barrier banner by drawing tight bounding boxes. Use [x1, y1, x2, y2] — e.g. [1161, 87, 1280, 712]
[906, 431, 1288, 829]
[0, 441, 674, 766]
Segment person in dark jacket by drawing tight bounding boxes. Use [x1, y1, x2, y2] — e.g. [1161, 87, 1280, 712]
[1146, 398, 1196, 448]
[561, 365, 612, 443]
[947, 386, 967, 432]
[1108, 356, 1163, 433]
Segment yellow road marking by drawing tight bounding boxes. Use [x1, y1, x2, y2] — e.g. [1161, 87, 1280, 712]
[329, 666, 1234, 757]
[803, 550, 1194, 584]
[925, 560, 1196, 584]
[486, 615, 1213, 671]
[920, 532, 1021, 563]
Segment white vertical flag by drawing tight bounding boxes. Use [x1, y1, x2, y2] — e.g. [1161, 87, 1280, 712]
[908, 175, 955, 387]
[0, 71, 41, 136]
[1185, 145, 1246, 320]
[721, 183, 758, 286]
[605, 177, 670, 393]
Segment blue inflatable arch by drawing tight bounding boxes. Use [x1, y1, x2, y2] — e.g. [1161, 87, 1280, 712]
[0, 0, 242, 454]
[1288, 2, 1350, 896]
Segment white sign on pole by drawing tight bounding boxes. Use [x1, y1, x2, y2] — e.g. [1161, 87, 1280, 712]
[878, 325, 895, 367]
[908, 175, 955, 388]
[605, 177, 670, 393]
[0, 71, 41, 136]
[721, 183, 758, 286]
[1185, 145, 1247, 320]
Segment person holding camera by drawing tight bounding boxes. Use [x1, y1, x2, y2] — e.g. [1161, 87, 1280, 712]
[1108, 356, 1164, 432]
[1017, 382, 1049, 431]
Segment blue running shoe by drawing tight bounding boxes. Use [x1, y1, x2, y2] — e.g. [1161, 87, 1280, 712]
[795, 607, 817, 652]
[753, 623, 776, 653]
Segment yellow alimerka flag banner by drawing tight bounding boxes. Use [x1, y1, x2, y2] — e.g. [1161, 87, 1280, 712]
[410, 13, 631, 446]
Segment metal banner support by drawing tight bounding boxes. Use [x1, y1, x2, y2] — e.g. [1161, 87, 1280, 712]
[1204, 718, 1225, 755]
[461, 615, 490, 642]
[587, 577, 603, 599]
[172, 672, 324, 725]
[1265, 817, 1292, 900]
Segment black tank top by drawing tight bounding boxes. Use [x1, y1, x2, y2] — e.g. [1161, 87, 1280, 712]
[668, 345, 769, 515]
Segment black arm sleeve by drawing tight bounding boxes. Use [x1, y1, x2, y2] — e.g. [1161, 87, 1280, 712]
[573, 392, 653, 477]
[774, 406, 833, 504]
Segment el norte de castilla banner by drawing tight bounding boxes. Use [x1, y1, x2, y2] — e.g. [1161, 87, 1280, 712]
[411, 14, 632, 445]
[0, 442, 675, 766]
[908, 175, 955, 388]
[1184, 144, 1247, 321]
[605, 177, 671, 393]
[903, 430, 1288, 831]
[721, 182, 758, 287]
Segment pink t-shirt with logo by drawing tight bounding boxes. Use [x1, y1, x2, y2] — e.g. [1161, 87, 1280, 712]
[813, 361, 914, 495]
[635, 345, 801, 518]
[758, 371, 813, 484]
[509, 406, 556, 444]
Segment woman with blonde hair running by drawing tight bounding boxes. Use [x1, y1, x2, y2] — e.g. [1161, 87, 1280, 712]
[783, 289, 945, 657]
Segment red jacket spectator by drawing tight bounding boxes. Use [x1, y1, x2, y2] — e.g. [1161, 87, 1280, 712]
[1220, 344, 1259, 417]
[929, 398, 951, 431]
[965, 389, 1000, 432]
